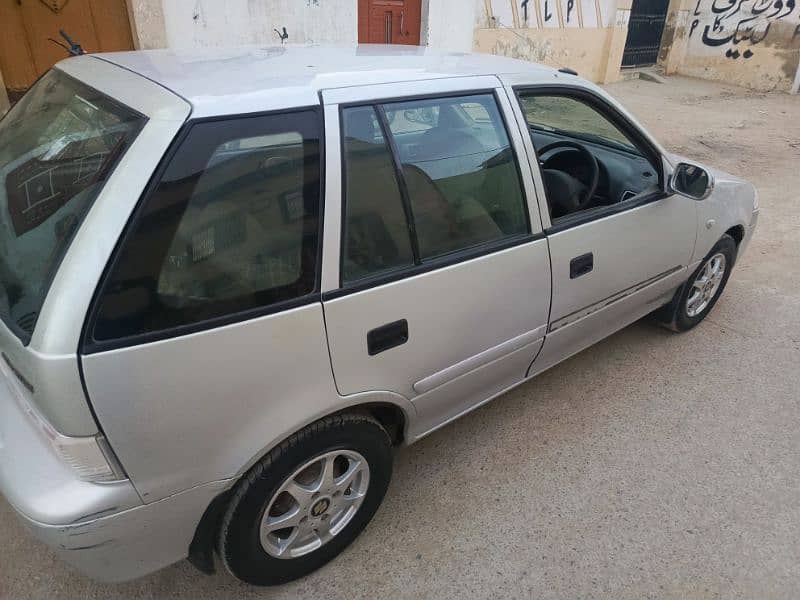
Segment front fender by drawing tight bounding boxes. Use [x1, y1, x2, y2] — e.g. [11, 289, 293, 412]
[667, 153, 757, 262]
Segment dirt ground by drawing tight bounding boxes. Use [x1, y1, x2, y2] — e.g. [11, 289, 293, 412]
[1, 75, 798, 599]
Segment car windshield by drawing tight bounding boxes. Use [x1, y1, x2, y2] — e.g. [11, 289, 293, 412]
[0, 69, 145, 341]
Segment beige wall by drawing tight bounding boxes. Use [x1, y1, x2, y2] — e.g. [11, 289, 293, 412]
[0, 68, 9, 116]
[474, 26, 627, 83]
[473, 0, 629, 84]
[659, 0, 800, 92]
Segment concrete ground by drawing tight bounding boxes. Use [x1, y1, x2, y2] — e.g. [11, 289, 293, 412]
[1, 75, 798, 599]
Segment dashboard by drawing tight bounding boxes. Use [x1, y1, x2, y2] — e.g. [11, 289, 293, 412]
[531, 129, 660, 207]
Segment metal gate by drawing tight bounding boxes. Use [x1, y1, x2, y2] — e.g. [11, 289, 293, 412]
[622, 0, 670, 67]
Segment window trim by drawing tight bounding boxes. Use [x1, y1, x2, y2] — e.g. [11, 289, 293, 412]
[322, 232, 539, 301]
[512, 85, 668, 234]
[374, 104, 422, 265]
[81, 105, 326, 355]
[335, 89, 535, 296]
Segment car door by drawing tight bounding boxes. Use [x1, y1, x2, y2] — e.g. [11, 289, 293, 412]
[320, 79, 551, 439]
[502, 79, 698, 374]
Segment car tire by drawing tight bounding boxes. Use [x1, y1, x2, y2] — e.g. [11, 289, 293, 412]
[218, 413, 393, 586]
[656, 234, 737, 332]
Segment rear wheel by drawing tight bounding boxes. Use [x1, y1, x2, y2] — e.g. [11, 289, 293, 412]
[219, 413, 392, 586]
[657, 234, 737, 332]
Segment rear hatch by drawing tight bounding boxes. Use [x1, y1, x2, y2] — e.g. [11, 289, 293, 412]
[0, 56, 190, 482]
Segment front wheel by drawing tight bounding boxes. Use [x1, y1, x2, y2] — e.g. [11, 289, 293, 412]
[218, 413, 393, 586]
[658, 234, 737, 332]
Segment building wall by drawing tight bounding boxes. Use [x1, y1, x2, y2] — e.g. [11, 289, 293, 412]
[423, 0, 483, 52]
[473, 0, 629, 83]
[124, 0, 629, 83]
[126, 0, 169, 49]
[134, 0, 627, 83]
[159, 0, 357, 48]
[659, 0, 800, 92]
[154, 0, 481, 51]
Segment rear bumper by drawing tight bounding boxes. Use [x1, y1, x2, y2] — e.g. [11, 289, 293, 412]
[12, 479, 230, 582]
[0, 354, 230, 582]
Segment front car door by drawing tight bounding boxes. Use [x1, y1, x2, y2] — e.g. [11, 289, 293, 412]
[501, 76, 698, 374]
[320, 78, 551, 439]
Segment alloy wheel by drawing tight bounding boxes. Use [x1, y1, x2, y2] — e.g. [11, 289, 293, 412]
[686, 252, 726, 317]
[259, 450, 370, 559]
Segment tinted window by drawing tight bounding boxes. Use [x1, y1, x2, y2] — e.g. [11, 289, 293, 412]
[383, 94, 528, 259]
[341, 106, 414, 284]
[0, 69, 144, 340]
[518, 95, 637, 153]
[518, 92, 660, 221]
[93, 111, 321, 341]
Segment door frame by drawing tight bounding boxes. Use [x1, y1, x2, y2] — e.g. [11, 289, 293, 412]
[319, 76, 546, 294]
[500, 74, 697, 377]
[501, 78, 671, 234]
[357, 0, 423, 45]
[622, 0, 671, 68]
[319, 76, 553, 438]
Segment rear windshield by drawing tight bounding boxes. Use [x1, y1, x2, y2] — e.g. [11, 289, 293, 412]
[0, 69, 145, 342]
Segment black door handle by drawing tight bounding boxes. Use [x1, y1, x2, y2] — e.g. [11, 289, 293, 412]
[367, 319, 409, 356]
[570, 252, 594, 279]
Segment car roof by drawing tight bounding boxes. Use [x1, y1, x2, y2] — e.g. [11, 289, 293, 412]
[89, 44, 572, 118]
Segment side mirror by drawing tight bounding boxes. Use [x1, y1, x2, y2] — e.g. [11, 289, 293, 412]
[669, 162, 714, 200]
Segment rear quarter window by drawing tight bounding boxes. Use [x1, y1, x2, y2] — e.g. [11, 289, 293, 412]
[91, 110, 322, 343]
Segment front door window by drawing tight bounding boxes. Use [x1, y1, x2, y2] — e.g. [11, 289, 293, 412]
[517, 93, 661, 223]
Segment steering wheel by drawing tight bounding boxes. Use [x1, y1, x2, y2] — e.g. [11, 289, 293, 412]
[537, 141, 600, 214]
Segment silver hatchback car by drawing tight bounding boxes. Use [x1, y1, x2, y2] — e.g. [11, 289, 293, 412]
[0, 46, 757, 586]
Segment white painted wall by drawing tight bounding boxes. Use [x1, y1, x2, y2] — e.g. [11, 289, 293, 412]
[424, 0, 482, 52]
[488, 0, 615, 30]
[160, 0, 482, 52]
[162, 0, 358, 49]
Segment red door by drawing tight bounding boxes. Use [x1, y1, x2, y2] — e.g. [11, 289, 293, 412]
[358, 0, 421, 45]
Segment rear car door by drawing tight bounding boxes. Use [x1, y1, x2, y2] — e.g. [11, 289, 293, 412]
[503, 79, 698, 374]
[320, 79, 551, 439]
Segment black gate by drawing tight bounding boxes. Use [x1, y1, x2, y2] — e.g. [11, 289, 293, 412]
[622, 0, 670, 67]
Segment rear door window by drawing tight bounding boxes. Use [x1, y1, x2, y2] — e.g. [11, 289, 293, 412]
[341, 106, 414, 283]
[0, 69, 145, 341]
[91, 110, 322, 343]
[339, 92, 530, 286]
[383, 94, 529, 259]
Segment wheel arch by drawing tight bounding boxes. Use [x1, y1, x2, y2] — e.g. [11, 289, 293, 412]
[186, 391, 414, 573]
[725, 224, 745, 248]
